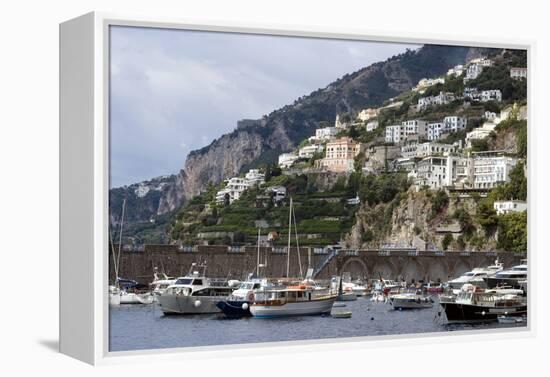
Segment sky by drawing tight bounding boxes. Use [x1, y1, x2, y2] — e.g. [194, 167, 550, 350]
[109, 26, 418, 187]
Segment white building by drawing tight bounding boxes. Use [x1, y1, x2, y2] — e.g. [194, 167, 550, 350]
[385, 124, 404, 144]
[357, 108, 379, 121]
[466, 122, 497, 147]
[215, 177, 251, 204]
[265, 186, 287, 202]
[464, 64, 483, 82]
[314, 126, 339, 141]
[401, 141, 456, 159]
[278, 153, 299, 168]
[481, 90, 502, 102]
[427, 122, 445, 141]
[493, 200, 527, 215]
[413, 77, 445, 92]
[245, 169, 265, 186]
[298, 144, 324, 159]
[366, 120, 379, 132]
[417, 92, 455, 111]
[510, 67, 527, 80]
[415, 155, 470, 189]
[402, 119, 428, 138]
[443, 116, 468, 133]
[447, 64, 464, 77]
[463, 87, 480, 101]
[472, 154, 519, 189]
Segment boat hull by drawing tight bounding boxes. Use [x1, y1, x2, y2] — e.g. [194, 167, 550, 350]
[484, 277, 525, 290]
[337, 293, 358, 302]
[250, 297, 336, 318]
[440, 302, 527, 323]
[216, 300, 252, 318]
[158, 294, 224, 314]
[390, 298, 433, 310]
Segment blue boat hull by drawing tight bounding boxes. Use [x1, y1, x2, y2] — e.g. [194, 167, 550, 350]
[216, 300, 252, 318]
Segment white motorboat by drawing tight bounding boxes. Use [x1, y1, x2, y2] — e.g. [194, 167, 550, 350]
[484, 263, 527, 289]
[150, 271, 177, 297]
[447, 260, 503, 289]
[158, 264, 234, 315]
[389, 291, 434, 310]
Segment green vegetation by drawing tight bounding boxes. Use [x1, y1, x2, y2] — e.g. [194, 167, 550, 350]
[497, 211, 527, 253]
[430, 190, 449, 217]
[442, 234, 453, 251]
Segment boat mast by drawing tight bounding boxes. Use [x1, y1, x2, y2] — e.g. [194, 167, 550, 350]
[116, 198, 126, 285]
[286, 197, 293, 278]
[256, 227, 261, 276]
[292, 199, 303, 279]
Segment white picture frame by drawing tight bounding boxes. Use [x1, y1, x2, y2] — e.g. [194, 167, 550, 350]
[59, 11, 535, 365]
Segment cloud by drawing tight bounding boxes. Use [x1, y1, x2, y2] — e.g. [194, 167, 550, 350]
[109, 26, 417, 187]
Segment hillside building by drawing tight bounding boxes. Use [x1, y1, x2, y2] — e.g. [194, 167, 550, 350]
[493, 200, 527, 215]
[317, 137, 361, 173]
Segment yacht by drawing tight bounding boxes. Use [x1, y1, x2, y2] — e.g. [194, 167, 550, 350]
[158, 264, 233, 315]
[484, 263, 527, 289]
[389, 290, 434, 310]
[216, 276, 275, 318]
[439, 284, 527, 323]
[334, 277, 357, 302]
[447, 259, 503, 289]
[250, 279, 337, 318]
[150, 271, 177, 298]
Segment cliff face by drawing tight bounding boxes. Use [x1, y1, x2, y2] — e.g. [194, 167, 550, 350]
[347, 188, 497, 251]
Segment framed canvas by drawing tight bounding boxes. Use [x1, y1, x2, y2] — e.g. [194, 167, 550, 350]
[60, 12, 534, 365]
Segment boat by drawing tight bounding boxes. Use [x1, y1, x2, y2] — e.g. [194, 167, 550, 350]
[424, 282, 445, 294]
[498, 315, 526, 324]
[439, 284, 527, 323]
[389, 290, 434, 310]
[335, 276, 358, 302]
[447, 259, 503, 289]
[158, 263, 234, 315]
[217, 229, 276, 318]
[331, 311, 352, 318]
[250, 281, 337, 318]
[249, 197, 337, 318]
[216, 277, 270, 318]
[150, 270, 177, 297]
[484, 263, 527, 289]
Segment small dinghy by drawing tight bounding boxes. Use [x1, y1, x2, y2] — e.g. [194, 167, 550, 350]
[497, 315, 526, 324]
[332, 311, 352, 318]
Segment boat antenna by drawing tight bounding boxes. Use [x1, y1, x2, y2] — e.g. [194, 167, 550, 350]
[292, 198, 303, 279]
[286, 196, 292, 278]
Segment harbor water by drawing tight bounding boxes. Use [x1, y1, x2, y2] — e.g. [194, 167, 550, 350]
[109, 297, 526, 352]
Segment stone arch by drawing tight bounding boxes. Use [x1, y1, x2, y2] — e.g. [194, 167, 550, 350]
[424, 259, 449, 283]
[400, 259, 427, 283]
[370, 259, 398, 281]
[449, 259, 472, 280]
[339, 257, 369, 280]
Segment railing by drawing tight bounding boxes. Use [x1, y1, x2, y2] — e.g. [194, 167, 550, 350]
[227, 246, 245, 253]
[312, 249, 339, 278]
[179, 245, 198, 253]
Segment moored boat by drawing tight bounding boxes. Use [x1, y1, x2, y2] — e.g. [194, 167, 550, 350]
[389, 290, 434, 310]
[250, 280, 337, 318]
[440, 284, 527, 323]
[484, 263, 527, 290]
[158, 264, 233, 315]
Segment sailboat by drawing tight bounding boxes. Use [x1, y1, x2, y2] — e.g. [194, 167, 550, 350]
[249, 197, 337, 318]
[109, 199, 153, 305]
[216, 228, 274, 318]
